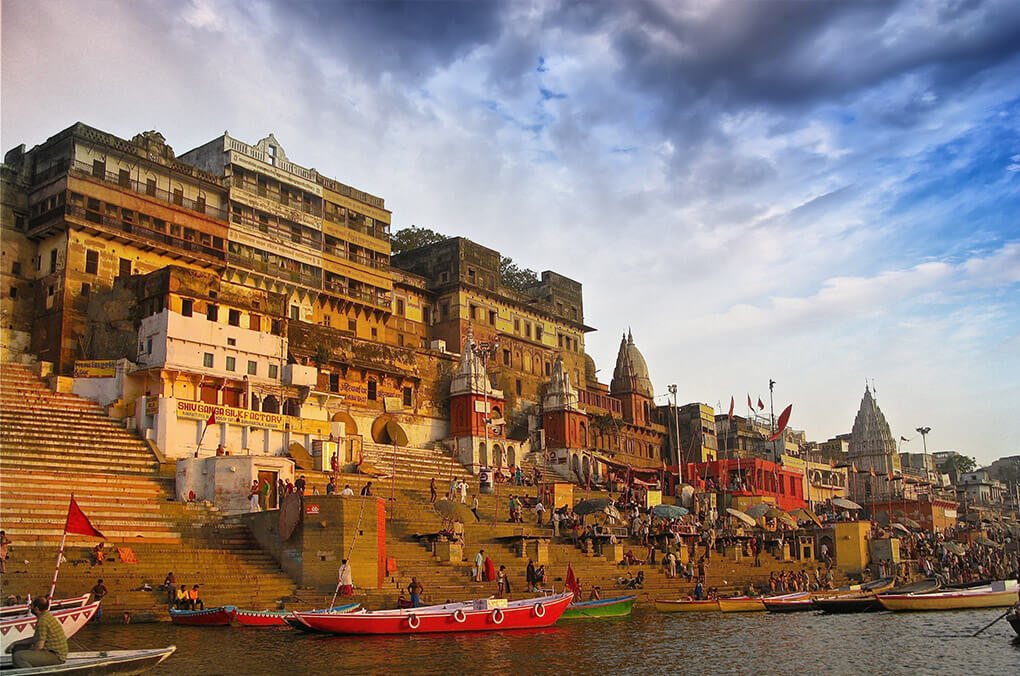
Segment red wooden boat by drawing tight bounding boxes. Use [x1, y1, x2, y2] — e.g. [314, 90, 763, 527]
[169, 605, 236, 626]
[292, 593, 573, 635]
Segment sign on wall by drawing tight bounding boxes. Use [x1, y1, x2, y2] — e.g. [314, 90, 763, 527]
[174, 399, 326, 435]
[73, 360, 116, 378]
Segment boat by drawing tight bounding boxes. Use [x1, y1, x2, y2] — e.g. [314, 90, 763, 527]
[0, 645, 175, 675]
[653, 599, 719, 613]
[1007, 603, 1019, 637]
[763, 591, 814, 613]
[0, 594, 91, 619]
[878, 580, 1018, 612]
[168, 606, 236, 626]
[237, 603, 360, 628]
[717, 596, 766, 613]
[292, 593, 573, 635]
[816, 575, 934, 611]
[0, 601, 100, 650]
[559, 595, 636, 619]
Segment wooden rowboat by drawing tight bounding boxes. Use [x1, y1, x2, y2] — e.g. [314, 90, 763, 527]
[239, 603, 360, 628]
[0, 646, 176, 675]
[718, 596, 766, 613]
[168, 606, 235, 626]
[877, 580, 1018, 612]
[0, 594, 91, 619]
[763, 591, 814, 613]
[813, 578, 939, 614]
[292, 593, 573, 635]
[654, 599, 719, 613]
[0, 601, 100, 650]
[559, 595, 636, 619]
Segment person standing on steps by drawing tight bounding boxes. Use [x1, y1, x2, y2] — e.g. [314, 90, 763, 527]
[474, 549, 485, 582]
[496, 565, 508, 598]
[90, 579, 108, 622]
[471, 495, 480, 520]
[552, 509, 561, 538]
[408, 577, 424, 607]
[0, 530, 11, 574]
[338, 559, 354, 596]
[430, 477, 437, 503]
[458, 479, 468, 504]
[526, 559, 537, 592]
[534, 499, 545, 526]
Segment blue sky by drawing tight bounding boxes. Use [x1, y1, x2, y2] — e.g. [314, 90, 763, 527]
[3, 0, 1018, 463]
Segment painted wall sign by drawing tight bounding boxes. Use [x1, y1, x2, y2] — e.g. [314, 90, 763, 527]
[305, 504, 320, 515]
[73, 360, 116, 378]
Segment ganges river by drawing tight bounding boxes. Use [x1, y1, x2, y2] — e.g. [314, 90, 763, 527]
[76, 606, 1019, 675]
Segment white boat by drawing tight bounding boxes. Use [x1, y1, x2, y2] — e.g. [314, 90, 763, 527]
[877, 579, 1019, 611]
[0, 646, 175, 675]
[0, 595, 91, 619]
[0, 601, 100, 651]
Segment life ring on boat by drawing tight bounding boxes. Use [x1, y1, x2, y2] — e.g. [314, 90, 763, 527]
[491, 607, 504, 624]
[452, 608, 466, 623]
[533, 602, 546, 618]
[407, 613, 420, 629]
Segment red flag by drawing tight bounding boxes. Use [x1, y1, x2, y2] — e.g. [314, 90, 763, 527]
[900, 436, 908, 442]
[205, 411, 216, 427]
[747, 394, 754, 410]
[65, 497, 104, 538]
[757, 398, 765, 411]
[727, 396, 734, 421]
[564, 563, 581, 597]
[767, 404, 792, 441]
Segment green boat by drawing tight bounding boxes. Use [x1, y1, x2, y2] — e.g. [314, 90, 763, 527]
[559, 595, 637, 619]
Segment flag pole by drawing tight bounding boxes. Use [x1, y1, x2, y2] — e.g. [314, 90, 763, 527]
[49, 496, 73, 599]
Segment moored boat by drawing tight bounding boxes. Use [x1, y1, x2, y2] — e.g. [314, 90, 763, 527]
[1006, 604, 1019, 637]
[0, 601, 100, 650]
[559, 595, 636, 619]
[814, 578, 939, 614]
[763, 591, 813, 613]
[0, 594, 91, 619]
[238, 603, 360, 628]
[718, 596, 766, 613]
[168, 606, 236, 626]
[653, 599, 719, 613]
[292, 593, 573, 635]
[877, 580, 1018, 612]
[0, 645, 176, 675]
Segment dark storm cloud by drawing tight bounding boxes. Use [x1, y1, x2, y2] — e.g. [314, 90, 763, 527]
[259, 0, 507, 82]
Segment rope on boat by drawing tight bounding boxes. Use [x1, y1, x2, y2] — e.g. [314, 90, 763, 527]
[329, 495, 370, 608]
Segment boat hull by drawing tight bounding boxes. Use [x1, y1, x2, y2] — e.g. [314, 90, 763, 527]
[718, 597, 766, 613]
[0, 601, 100, 650]
[878, 583, 1018, 612]
[654, 599, 719, 613]
[293, 594, 573, 635]
[763, 592, 813, 613]
[238, 604, 359, 627]
[560, 595, 636, 619]
[0, 645, 176, 675]
[0, 595, 91, 619]
[812, 596, 881, 614]
[168, 606, 235, 626]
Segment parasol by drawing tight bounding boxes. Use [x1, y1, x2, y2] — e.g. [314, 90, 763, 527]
[433, 499, 477, 523]
[790, 508, 823, 528]
[943, 542, 966, 556]
[973, 535, 1000, 548]
[776, 512, 798, 529]
[744, 504, 771, 519]
[573, 498, 618, 518]
[726, 508, 757, 527]
[891, 523, 910, 534]
[652, 504, 689, 519]
[900, 517, 922, 530]
[874, 510, 891, 526]
[831, 497, 862, 511]
[764, 507, 786, 520]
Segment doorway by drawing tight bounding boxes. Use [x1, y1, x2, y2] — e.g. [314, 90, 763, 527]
[258, 470, 279, 509]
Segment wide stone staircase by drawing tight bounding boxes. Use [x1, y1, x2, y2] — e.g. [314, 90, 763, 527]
[0, 362, 299, 620]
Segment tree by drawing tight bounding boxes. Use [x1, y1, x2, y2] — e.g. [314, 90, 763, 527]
[938, 454, 976, 477]
[390, 226, 448, 255]
[500, 257, 539, 292]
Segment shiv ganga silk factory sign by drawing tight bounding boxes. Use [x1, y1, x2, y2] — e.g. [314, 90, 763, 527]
[174, 399, 329, 435]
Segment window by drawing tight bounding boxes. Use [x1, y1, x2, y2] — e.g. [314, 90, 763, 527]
[440, 271, 449, 283]
[545, 361, 551, 376]
[422, 306, 431, 325]
[247, 360, 257, 376]
[49, 248, 57, 273]
[146, 338, 153, 354]
[348, 318, 357, 332]
[119, 258, 132, 277]
[514, 318, 520, 333]
[440, 303, 449, 320]
[203, 353, 214, 368]
[397, 334, 405, 347]
[8, 286, 16, 299]
[228, 309, 241, 326]
[225, 356, 236, 372]
[403, 387, 413, 407]
[11, 261, 21, 275]
[371, 327, 378, 339]
[290, 305, 300, 321]
[172, 188, 183, 206]
[181, 299, 193, 317]
[489, 310, 496, 326]
[206, 304, 218, 321]
[469, 304, 478, 320]
[92, 159, 105, 178]
[226, 337, 236, 346]
[516, 379, 522, 396]
[367, 380, 377, 401]
[146, 178, 157, 196]
[536, 326, 543, 341]
[525, 323, 532, 338]
[503, 349, 510, 366]
[47, 285, 54, 297]
[396, 299, 405, 316]
[80, 283, 90, 297]
[249, 313, 261, 331]
[268, 364, 279, 379]
[119, 169, 130, 187]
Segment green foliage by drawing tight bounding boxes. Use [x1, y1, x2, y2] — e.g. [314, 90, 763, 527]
[500, 256, 539, 292]
[390, 226, 448, 255]
[938, 454, 977, 475]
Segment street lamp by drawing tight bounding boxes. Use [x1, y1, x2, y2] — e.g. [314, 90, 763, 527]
[916, 426, 931, 485]
[667, 384, 682, 483]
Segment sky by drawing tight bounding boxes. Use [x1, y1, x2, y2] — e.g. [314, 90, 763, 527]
[2, 0, 1018, 464]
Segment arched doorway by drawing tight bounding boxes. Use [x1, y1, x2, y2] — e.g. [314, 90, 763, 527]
[250, 394, 260, 411]
[262, 395, 279, 413]
[571, 454, 580, 475]
[582, 455, 591, 480]
[330, 411, 358, 436]
[478, 442, 488, 467]
[506, 446, 516, 467]
[493, 444, 503, 467]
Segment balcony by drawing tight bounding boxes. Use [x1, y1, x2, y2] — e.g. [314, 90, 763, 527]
[72, 160, 228, 220]
[66, 204, 226, 261]
[579, 389, 623, 415]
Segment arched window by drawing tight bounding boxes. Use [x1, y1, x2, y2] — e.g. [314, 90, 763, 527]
[250, 394, 260, 411]
[262, 395, 279, 413]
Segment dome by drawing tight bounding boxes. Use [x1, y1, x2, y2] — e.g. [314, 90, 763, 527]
[583, 353, 598, 385]
[610, 330, 654, 398]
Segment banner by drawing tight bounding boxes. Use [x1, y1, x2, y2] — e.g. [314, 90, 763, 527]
[73, 360, 116, 378]
[176, 399, 286, 430]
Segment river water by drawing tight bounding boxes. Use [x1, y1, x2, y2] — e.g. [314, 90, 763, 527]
[76, 606, 1019, 675]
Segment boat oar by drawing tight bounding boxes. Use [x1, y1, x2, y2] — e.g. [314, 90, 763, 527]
[971, 608, 1011, 636]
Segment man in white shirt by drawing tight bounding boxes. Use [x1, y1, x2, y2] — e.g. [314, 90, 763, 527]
[458, 479, 468, 504]
[340, 484, 354, 496]
[534, 500, 545, 525]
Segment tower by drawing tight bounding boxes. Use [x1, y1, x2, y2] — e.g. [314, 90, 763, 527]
[610, 330, 654, 426]
[448, 329, 506, 474]
[542, 356, 591, 481]
[848, 386, 901, 503]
